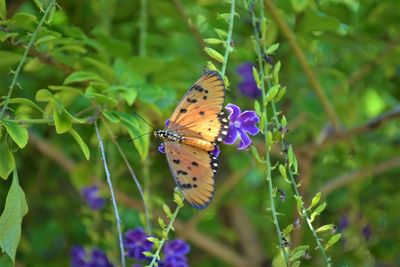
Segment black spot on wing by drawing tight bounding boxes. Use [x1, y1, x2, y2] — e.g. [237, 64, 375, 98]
[191, 161, 199, 166]
[180, 108, 187, 113]
[199, 111, 205, 116]
[173, 159, 180, 164]
[177, 170, 188, 175]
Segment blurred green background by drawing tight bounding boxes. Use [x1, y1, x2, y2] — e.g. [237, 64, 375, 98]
[1, 0, 400, 266]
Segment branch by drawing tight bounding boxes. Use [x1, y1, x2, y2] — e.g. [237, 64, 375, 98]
[264, 0, 342, 133]
[320, 156, 400, 197]
[94, 121, 126, 267]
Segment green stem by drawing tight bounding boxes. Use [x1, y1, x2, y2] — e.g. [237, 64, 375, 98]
[250, 2, 290, 265]
[148, 204, 182, 267]
[139, 0, 148, 56]
[220, 0, 236, 78]
[0, 1, 56, 119]
[258, 1, 332, 265]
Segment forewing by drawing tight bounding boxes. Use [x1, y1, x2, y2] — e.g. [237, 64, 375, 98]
[163, 142, 218, 209]
[167, 71, 228, 143]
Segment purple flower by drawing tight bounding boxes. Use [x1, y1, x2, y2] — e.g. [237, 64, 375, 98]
[237, 63, 261, 98]
[224, 103, 260, 150]
[338, 215, 349, 232]
[210, 145, 220, 157]
[81, 186, 105, 210]
[362, 224, 372, 241]
[124, 228, 154, 261]
[86, 249, 113, 267]
[70, 246, 86, 267]
[158, 143, 165, 154]
[70, 246, 113, 267]
[161, 240, 190, 267]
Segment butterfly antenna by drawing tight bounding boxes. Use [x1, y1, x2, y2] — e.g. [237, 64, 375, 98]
[132, 111, 157, 130]
[127, 132, 153, 143]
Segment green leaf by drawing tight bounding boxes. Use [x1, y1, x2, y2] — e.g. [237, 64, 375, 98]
[118, 112, 150, 161]
[266, 43, 280, 54]
[282, 224, 294, 236]
[204, 38, 225, 45]
[316, 224, 336, 233]
[64, 71, 107, 85]
[158, 217, 166, 229]
[287, 145, 298, 173]
[310, 202, 327, 222]
[69, 129, 90, 160]
[254, 100, 261, 116]
[252, 66, 261, 89]
[53, 104, 72, 134]
[325, 233, 341, 250]
[265, 85, 280, 103]
[36, 35, 57, 45]
[0, 32, 18, 42]
[103, 111, 120, 123]
[0, 51, 22, 69]
[206, 61, 218, 71]
[289, 245, 309, 262]
[3, 98, 45, 114]
[1, 120, 29, 149]
[291, 0, 309, 12]
[33, 0, 44, 12]
[293, 195, 303, 216]
[267, 131, 273, 150]
[0, 170, 29, 262]
[308, 192, 321, 210]
[214, 28, 228, 38]
[0, 0, 6, 20]
[250, 145, 264, 163]
[9, 12, 37, 31]
[162, 203, 172, 218]
[291, 261, 301, 267]
[204, 47, 224, 63]
[35, 89, 53, 102]
[279, 164, 289, 182]
[0, 142, 15, 179]
[104, 85, 138, 105]
[0, 254, 13, 267]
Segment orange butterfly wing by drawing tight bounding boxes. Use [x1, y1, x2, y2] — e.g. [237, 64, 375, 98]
[167, 70, 228, 143]
[164, 142, 217, 209]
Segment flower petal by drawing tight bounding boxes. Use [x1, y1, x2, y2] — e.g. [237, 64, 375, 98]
[241, 120, 260, 135]
[238, 110, 259, 124]
[236, 62, 254, 78]
[225, 103, 241, 122]
[223, 124, 238, 145]
[210, 146, 220, 157]
[158, 143, 165, 154]
[237, 128, 252, 150]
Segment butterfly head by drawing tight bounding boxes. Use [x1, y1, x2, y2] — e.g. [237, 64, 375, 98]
[154, 130, 182, 143]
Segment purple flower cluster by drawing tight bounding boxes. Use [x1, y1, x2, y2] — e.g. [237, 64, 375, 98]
[124, 228, 154, 261]
[224, 103, 260, 150]
[70, 246, 113, 267]
[81, 186, 105, 210]
[123, 228, 190, 267]
[160, 239, 190, 267]
[237, 63, 261, 99]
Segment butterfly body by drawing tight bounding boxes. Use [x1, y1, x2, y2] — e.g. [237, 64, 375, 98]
[157, 70, 228, 209]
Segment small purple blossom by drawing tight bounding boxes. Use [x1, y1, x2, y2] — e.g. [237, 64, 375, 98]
[210, 145, 220, 157]
[224, 103, 260, 150]
[165, 119, 170, 128]
[124, 228, 154, 261]
[338, 215, 349, 232]
[81, 186, 105, 210]
[70, 246, 113, 267]
[158, 143, 165, 154]
[237, 63, 261, 99]
[161, 240, 190, 267]
[70, 246, 86, 267]
[362, 224, 372, 241]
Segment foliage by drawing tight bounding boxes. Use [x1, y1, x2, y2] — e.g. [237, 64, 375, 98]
[1, 0, 400, 266]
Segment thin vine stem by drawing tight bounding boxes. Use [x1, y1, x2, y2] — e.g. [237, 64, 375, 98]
[0, 0, 56, 119]
[250, 1, 290, 265]
[148, 203, 182, 267]
[102, 118, 151, 234]
[256, 1, 332, 265]
[220, 0, 236, 78]
[94, 121, 126, 267]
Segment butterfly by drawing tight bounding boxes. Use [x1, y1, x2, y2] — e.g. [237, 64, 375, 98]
[154, 70, 229, 209]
